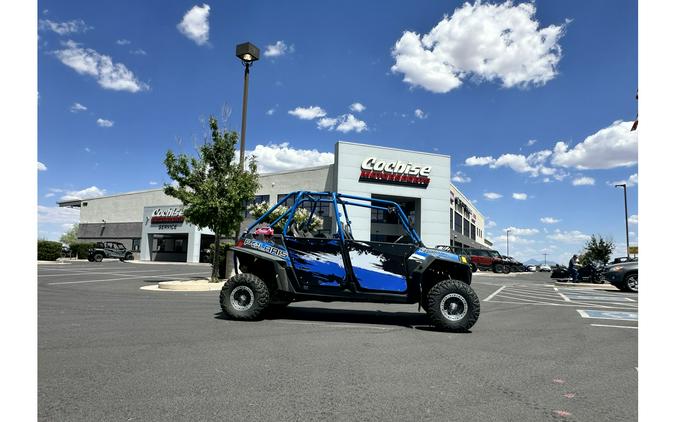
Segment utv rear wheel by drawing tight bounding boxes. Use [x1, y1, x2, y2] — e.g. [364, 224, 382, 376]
[426, 280, 480, 332]
[124, 252, 134, 261]
[493, 264, 504, 273]
[220, 273, 270, 320]
[94, 253, 103, 262]
[502, 265, 511, 274]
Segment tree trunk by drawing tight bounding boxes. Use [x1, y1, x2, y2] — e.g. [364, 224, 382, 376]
[212, 230, 220, 283]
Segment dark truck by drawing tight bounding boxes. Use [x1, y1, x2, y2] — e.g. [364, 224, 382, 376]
[87, 241, 134, 262]
[220, 191, 480, 332]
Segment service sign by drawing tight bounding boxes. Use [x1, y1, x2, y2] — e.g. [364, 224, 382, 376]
[359, 157, 431, 188]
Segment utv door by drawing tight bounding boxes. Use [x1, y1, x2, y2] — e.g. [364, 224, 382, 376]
[105, 242, 123, 259]
[343, 240, 416, 293]
[285, 237, 348, 289]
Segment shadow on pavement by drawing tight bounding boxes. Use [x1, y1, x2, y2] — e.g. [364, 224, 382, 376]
[214, 306, 473, 333]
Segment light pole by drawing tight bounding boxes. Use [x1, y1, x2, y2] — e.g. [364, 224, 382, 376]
[506, 229, 511, 257]
[614, 183, 630, 258]
[543, 253, 548, 266]
[235, 42, 260, 170]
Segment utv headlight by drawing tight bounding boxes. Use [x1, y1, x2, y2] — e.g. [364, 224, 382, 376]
[460, 256, 468, 264]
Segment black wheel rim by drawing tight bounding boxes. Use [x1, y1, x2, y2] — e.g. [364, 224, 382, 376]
[230, 286, 254, 311]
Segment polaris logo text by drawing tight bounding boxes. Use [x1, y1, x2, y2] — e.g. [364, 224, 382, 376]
[244, 238, 288, 259]
[359, 157, 431, 188]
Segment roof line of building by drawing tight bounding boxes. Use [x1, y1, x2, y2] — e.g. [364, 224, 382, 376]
[259, 164, 332, 176]
[336, 141, 451, 159]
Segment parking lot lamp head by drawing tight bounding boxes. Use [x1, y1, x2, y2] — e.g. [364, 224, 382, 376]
[235, 42, 260, 170]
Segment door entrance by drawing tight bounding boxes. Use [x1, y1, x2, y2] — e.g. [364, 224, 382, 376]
[149, 234, 189, 262]
[370, 194, 420, 243]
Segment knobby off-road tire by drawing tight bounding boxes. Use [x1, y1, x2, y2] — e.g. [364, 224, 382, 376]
[94, 253, 103, 262]
[220, 273, 270, 320]
[502, 265, 511, 274]
[426, 279, 480, 332]
[493, 264, 504, 274]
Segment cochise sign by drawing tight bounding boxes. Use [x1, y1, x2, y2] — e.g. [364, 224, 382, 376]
[150, 207, 185, 224]
[359, 157, 431, 188]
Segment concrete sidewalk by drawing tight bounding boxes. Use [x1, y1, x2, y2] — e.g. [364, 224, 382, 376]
[141, 278, 224, 292]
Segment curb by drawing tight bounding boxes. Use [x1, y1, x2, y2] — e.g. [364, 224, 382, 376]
[142, 279, 224, 292]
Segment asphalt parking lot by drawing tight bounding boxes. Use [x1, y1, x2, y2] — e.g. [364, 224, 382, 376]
[38, 262, 637, 421]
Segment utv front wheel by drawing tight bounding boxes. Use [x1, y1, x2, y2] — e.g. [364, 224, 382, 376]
[426, 280, 480, 332]
[220, 273, 270, 320]
[94, 253, 103, 262]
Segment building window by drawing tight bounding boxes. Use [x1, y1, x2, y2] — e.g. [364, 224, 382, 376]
[470, 224, 476, 240]
[463, 218, 470, 237]
[454, 211, 462, 233]
[132, 238, 141, 252]
[82, 202, 88, 207]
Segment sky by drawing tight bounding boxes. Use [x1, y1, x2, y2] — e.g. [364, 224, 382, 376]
[37, 0, 638, 264]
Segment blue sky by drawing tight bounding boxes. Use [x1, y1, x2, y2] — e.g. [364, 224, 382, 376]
[37, 0, 638, 264]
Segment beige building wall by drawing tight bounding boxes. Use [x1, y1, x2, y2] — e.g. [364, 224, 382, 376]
[79, 189, 182, 223]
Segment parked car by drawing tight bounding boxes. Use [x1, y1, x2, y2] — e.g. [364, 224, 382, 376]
[87, 241, 134, 262]
[527, 265, 537, 272]
[221, 191, 480, 332]
[604, 260, 638, 292]
[612, 256, 637, 265]
[437, 246, 510, 274]
[539, 264, 552, 272]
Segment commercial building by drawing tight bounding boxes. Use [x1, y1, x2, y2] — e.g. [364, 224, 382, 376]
[60, 142, 489, 262]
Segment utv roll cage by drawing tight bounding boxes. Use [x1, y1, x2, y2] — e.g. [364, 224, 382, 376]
[245, 191, 422, 244]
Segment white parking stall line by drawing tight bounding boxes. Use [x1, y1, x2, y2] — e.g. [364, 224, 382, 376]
[500, 289, 571, 301]
[557, 290, 572, 302]
[625, 297, 636, 302]
[483, 286, 506, 302]
[48, 271, 209, 285]
[590, 324, 638, 330]
[39, 269, 174, 278]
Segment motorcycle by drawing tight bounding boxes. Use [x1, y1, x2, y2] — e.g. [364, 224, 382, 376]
[550, 263, 606, 284]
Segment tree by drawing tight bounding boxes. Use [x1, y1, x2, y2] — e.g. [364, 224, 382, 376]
[59, 224, 79, 245]
[580, 234, 615, 265]
[164, 116, 260, 282]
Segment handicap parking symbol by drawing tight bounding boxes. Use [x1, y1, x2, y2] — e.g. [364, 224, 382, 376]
[577, 309, 638, 321]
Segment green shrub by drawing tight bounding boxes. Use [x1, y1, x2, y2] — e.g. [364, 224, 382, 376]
[70, 242, 95, 259]
[37, 241, 63, 261]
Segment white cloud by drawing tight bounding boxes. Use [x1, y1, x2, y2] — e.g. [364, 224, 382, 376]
[130, 49, 147, 56]
[317, 117, 338, 129]
[149, 181, 158, 186]
[483, 192, 502, 200]
[264, 40, 293, 57]
[39, 19, 92, 35]
[53, 40, 149, 92]
[512, 192, 527, 200]
[335, 114, 367, 133]
[526, 139, 537, 147]
[391, 1, 566, 93]
[84, 147, 91, 153]
[551, 121, 638, 169]
[414, 108, 427, 119]
[572, 176, 595, 186]
[546, 229, 590, 243]
[451, 171, 471, 183]
[504, 227, 539, 236]
[38, 161, 47, 171]
[70, 102, 87, 112]
[465, 156, 496, 166]
[494, 234, 535, 244]
[266, 108, 276, 116]
[610, 173, 638, 188]
[177, 4, 210, 46]
[37, 205, 80, 224]
[247, 143, 334, 173]
[540, 217, 560, 224]
[628, 214, 638, 225]
[97, 118, 114, 127]
[350, 102, 366, 113]
[59, 186, 107, 202]
[485, 219, 497, 228]
[116, 39, 131, 45]
[288, 106, 327, 120]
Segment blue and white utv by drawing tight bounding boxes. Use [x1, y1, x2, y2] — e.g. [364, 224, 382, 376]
[221, 191, 480, 331]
